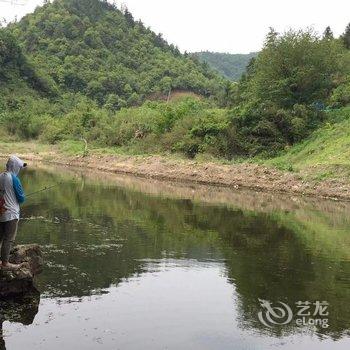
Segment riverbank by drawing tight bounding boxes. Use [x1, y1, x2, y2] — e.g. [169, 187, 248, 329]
[1, 140, 350, 201]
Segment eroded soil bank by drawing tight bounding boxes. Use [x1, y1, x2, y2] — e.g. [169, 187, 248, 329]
[1, 146, 349, 201]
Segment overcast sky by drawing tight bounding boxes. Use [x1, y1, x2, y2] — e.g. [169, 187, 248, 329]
[1, 0, 349, 53]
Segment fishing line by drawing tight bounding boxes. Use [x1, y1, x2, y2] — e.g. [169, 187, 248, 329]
[26, 182, 62, 198]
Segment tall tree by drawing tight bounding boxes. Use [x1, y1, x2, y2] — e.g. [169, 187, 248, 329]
[264, 27, 279, 46]
[323, 26, 334, 40]
[341, 23, 350, 49]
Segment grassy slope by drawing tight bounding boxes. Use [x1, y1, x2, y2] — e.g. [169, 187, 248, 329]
[265, 107, 350, 180]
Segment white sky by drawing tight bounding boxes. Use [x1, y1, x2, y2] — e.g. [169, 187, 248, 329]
[0, 0, 349, 53]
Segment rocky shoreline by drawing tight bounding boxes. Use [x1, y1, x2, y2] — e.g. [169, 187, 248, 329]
[1, 150, 350, 201]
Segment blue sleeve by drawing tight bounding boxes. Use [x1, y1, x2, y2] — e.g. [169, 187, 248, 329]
[11, 174, 26, 204]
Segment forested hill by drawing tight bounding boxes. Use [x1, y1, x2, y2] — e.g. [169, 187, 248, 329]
[193, 51, 258, 81]
[0, 29, 55, 97]
[7, 0, 223, 108]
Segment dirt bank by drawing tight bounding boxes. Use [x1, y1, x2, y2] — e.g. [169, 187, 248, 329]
[1, 147, 350, 201]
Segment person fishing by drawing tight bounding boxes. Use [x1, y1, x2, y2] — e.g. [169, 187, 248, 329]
[0, 155, 27, 270]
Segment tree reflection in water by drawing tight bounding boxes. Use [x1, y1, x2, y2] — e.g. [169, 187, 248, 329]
[0, 290, 40, 350]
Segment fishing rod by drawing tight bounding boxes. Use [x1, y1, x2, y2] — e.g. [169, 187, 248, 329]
[26, 183, 62, 198]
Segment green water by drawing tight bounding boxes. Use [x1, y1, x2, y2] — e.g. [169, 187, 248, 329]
[1, 164, 350, 349]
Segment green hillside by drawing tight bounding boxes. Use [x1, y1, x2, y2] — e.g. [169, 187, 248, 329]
[1, 0, 350, 169]
[8, 0, 223, 108]
[0, 29, 57, 140]
[193, 51, 257, 81]
[0, 29, 53, 96]
[265, 107, 350, 179]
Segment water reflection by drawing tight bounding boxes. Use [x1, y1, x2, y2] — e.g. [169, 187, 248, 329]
[0, 291, 40, 349]
[2, 163, 349, 348]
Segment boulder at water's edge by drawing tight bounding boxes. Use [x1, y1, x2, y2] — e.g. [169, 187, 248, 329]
[0, 245, 43, 297]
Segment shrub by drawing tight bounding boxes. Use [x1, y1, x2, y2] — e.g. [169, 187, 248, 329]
[162, 108, 231, 158]
[330, 80, 350, 107]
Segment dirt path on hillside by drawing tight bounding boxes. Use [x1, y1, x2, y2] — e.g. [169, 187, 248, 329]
[1, 151, 349, 201]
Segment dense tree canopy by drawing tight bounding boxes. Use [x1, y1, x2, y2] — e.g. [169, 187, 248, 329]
[7, 0, 223, 108]
[0, 29, 53, 94]
[230, 28, 350, 155]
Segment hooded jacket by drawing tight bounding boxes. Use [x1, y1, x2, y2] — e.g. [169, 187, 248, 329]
[0, 156, 26, 222]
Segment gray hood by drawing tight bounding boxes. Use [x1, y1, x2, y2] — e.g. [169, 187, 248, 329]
[6, 155, 26, 176]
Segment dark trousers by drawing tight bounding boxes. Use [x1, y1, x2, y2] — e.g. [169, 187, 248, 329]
[0, 220, 18, 263]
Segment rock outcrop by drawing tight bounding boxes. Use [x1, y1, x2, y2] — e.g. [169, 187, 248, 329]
[0, 245, 43, 297]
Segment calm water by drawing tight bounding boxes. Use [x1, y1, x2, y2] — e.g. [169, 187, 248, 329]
[1, 164, 350, 349]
